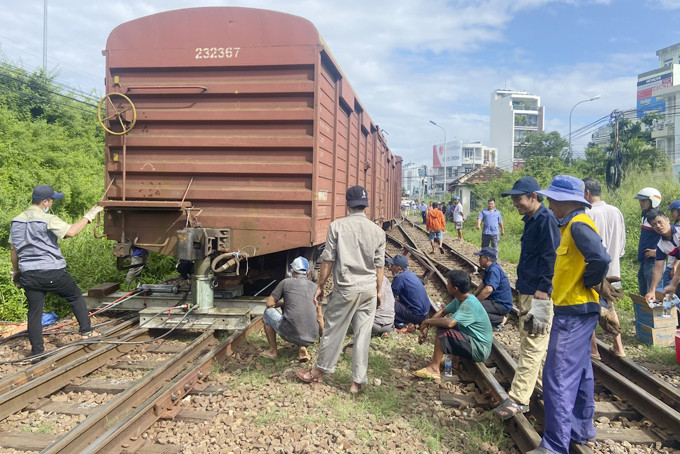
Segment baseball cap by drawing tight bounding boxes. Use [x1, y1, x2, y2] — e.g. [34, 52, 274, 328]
[537, 175, 591, 208]
[385, 254, 409, 269]
[473, 247, 497, 260]
[290, 257, 309, 273]
[346, 185, 369, 208]
[501, 176, 540, 197]
[32, 185, 64, 204]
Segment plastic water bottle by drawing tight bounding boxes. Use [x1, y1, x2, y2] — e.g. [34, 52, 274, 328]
[662, 295, 674, 318]
[444, 355, 453, 377]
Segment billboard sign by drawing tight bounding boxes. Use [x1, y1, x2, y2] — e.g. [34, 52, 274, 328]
[637, 69, 673, 118]
[432, 140, 463, 168]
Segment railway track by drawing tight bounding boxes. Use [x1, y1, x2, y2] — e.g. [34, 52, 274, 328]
[0, 315, 261, 453]
[394, 216, 680, 452]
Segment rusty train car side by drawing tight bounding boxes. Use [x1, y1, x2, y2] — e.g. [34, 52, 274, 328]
[100, 7, 402, 261]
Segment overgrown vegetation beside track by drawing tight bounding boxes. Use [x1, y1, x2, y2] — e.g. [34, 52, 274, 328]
[0, 63, 175, 321]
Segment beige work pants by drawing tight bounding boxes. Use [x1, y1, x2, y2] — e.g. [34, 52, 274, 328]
[315, 288, 377, 384]
[508, 293, 553, 406]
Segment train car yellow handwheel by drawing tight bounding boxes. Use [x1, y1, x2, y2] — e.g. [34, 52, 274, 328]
[97, 93, 137, 135]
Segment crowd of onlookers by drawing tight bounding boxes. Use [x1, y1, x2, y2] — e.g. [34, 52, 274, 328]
[264, 175, 680, 454]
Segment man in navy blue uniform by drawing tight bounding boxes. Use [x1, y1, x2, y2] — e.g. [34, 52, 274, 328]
[387, 254, 431, 332]
[494, 176, 560, 420]
[472, 247, 513, 330]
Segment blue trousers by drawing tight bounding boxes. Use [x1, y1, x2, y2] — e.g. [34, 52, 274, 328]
[540, 312, 598, 454]
[638, 259, 662, 295]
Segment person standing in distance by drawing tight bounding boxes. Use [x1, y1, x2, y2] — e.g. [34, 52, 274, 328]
[477, 198, 504, 252]
[493, 176, 560, 420]
[426, 202, 446, 254]
[452, 196, 465, 240]
[297, 185, 385, 394]
[634, 187, 662, 295]
[9, 185, 103, 357]
[583, 177, 626, 359]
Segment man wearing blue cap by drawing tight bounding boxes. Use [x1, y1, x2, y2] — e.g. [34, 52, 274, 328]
[493, 176, 560, 420]
[526, 175, 610, 454]
[386, 254, 431, 332]
[472, 247, 512, 330]
[261, 257, 322, 361]
[9, 185, 103, 357]
[451, 196, 465, 240]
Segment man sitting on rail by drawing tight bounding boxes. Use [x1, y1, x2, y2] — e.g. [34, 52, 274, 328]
[386, 254, 431, 333]
[261, 257, 323, 361]
[412, 269, 493, 379]
[473, 247, 513, 331]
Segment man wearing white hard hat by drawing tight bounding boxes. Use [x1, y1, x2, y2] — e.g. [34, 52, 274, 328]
[634, 187, 663, 295]
[261, 257, 322, 361]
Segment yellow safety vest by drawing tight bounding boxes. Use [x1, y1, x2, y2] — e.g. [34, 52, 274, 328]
[552, 213, 600, 313]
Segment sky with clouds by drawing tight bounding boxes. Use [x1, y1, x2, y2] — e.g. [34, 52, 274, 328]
[1, 0, 680, 166]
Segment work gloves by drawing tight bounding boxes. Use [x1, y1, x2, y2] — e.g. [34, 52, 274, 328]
[593, 276, 625, 305]
[523, 298, 552, 336]
[598, 306, 621, 335]
[84, 205, 104, 223]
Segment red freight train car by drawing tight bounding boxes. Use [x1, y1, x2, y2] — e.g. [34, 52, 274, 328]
[99, 7, 402, 264]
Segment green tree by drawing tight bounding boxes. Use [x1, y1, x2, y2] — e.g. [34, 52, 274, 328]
[515, 131, 569, 162]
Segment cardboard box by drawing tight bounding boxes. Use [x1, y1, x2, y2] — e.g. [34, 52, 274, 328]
[629, 292, 678, 328]
[635, 322, 677, 347]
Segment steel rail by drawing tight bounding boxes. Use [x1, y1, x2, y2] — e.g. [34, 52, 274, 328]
[79, 317, 263, 453]
[43, 328, 220, 453]
[596, 338, 680, 413]
[592, 354, 680, 439]
[0, 328, 152, 422]
[395, 222, 544, 452]
[0, 317, 138, 396]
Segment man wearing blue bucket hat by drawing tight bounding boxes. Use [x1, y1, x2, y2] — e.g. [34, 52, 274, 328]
[526, 175, 610, 454]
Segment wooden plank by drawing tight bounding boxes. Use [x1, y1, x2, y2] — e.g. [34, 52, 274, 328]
[135, 441, 183, 453]
[111, 360, 165, 370]
[40, 401, 100, 416]
[87, 282, 120, 298]
[64, 378, 128, 394]
[0, 432, 59, 451]
[440, 392, 477, 407]
[594, 401, 640, 420]
[188, 384, 230, 395]
[595, 427, 658, 443]
[145, 344, 185, 354]
[174, 409, 218, 422]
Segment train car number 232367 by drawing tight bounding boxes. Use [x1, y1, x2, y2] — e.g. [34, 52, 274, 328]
[195, 47, 241, 59]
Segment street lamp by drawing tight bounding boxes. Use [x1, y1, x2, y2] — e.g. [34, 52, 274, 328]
[429, 120, 446, 198]
[568, 95, 600, 162]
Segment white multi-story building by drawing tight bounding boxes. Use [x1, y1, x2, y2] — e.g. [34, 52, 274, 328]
[489, 89, 544, 171]
[401, 162, 428, 199]
[428, 141, 497, 199]
[636, 43, 680, 170]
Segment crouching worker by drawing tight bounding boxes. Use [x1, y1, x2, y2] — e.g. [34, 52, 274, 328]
[261, 257, 322, 362]
[412, 269, 493, 379]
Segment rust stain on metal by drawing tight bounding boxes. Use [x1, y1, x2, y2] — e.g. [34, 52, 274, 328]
[102, 7, 402, 257]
